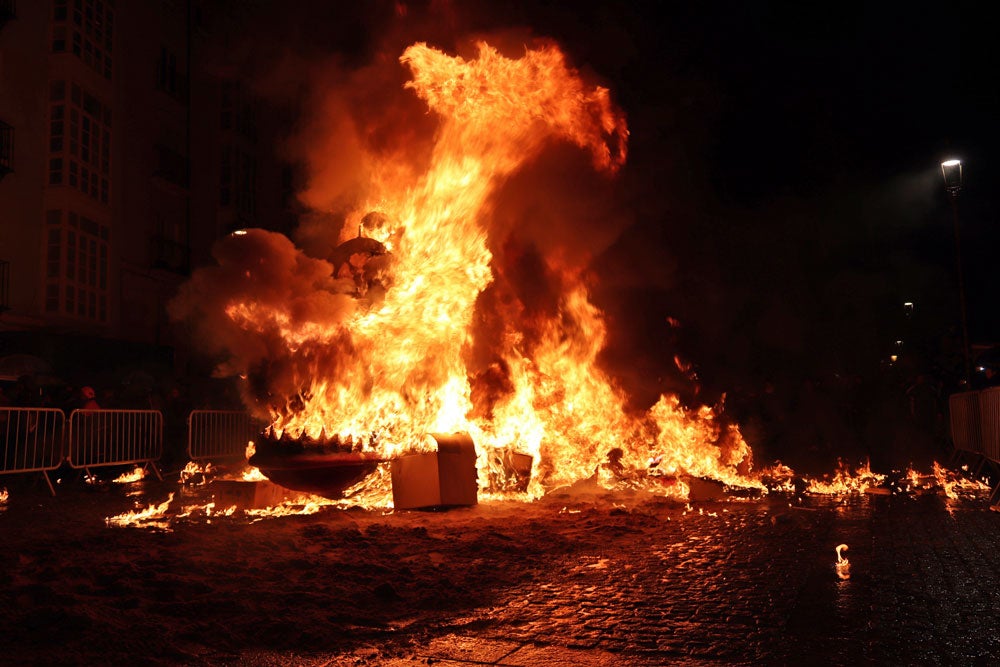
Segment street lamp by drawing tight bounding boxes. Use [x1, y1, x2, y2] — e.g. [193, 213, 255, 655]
[941, 158, 971, 386]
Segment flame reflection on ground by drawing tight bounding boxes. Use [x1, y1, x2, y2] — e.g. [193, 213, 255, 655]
[98, 458, 994, 531]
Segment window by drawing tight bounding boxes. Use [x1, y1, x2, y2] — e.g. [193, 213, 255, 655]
[219, 144, 256, 218]
[237, 151, 256, 218]
[52, 0, 113, 79]
[49, 157, 63, 184]
[156, 45, 183, 98]
[221, 80, 256, 140]
[44, 209, 109, 322]
[51, 81, 111, 203]
[46, 228, 61, 278]
[49, 103, 64, 152]
[0, 119, 12, 178]
[219, 146, 231, 206]
[52, 25, 67, 52]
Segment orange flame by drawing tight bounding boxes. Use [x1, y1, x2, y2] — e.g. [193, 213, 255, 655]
[805, 459, 885, 495]
[835, 543, 850, 580]
[106, 493, 175, 529]
[112, 466, 147, 484]
[932, 461, 991, 500]
[174, 40, 759, 500]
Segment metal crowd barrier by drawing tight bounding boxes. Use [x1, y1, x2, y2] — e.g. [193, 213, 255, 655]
[979, 387, 1000, 464]
[67, 409, 163, 480]
[187, 409, 265, 461]
[0, 408, 66, 495]
[949, 390, 984, 458]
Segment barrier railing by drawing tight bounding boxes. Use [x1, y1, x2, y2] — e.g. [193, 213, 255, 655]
[979, 388, 1000, 464]
[949, 390, 984, 457]
[0, 408, 66, 495]
[67, 409, 163, 480]
[187, 410, 264, 461]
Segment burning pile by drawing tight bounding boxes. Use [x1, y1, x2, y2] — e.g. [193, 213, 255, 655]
[170, 39, 757, 500]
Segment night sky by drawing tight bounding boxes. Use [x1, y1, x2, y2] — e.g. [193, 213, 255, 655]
[208, 1, 999, 432]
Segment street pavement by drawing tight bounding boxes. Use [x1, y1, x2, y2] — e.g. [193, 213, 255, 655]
[359, 491, 1000, 666]
[2, 468, 999, 666]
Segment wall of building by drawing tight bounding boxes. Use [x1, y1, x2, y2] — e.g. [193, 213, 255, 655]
[0, 0, 295, 384]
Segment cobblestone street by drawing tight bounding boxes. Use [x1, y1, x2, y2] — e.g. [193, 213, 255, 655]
[388, 494, 1000, 666]
[2, 473, 998, 666]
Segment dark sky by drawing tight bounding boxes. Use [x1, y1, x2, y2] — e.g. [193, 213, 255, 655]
[212, 0, 999, 401]
[490, 1, 1000, 397]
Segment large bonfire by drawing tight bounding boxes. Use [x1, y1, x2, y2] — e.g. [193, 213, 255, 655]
[170, 40, 756, 499]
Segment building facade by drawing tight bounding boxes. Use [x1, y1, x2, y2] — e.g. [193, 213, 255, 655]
[0, 0, 293, 383]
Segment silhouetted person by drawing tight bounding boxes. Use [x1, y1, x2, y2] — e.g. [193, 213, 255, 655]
[982, 366, 1000, 388]
[76, 386, 100, 411]
[11, 375, 41, 407]
[162, 385, 191, 469]
[0, 385, 10, 429]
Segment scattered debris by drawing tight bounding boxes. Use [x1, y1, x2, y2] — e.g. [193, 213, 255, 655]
[211, 479, 289, 511]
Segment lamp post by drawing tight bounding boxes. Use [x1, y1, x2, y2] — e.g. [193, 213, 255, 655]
[941, 158, 971, 387]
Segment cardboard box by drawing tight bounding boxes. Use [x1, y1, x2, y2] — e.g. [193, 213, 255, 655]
[211, 479, 289, 510]
[390, 432, 478, 510]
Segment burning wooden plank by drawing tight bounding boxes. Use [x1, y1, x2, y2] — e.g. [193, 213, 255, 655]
[211, 479, 289, 511]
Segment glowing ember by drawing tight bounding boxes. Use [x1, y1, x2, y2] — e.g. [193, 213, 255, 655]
[179, 461, 214, 486]
[0, 487, 8, 505]
[834, 543, 850, 580]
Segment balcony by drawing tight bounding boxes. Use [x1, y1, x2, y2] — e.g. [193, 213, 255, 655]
[0, 120, 12, 181]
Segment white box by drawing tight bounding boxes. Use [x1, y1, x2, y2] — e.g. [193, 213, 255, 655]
[390, 432, 478, 510]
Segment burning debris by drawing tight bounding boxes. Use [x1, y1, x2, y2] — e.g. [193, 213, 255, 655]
[179, 460, 215, 486]
[211, 479, 289, 511]
[835, 543, 850, 580]
[112, 466, 147, 485]
[805, 459, 887, 495]
[247, 428, 385, 499]
[170, 36, 923, 506]
[106, 493, 175, 530]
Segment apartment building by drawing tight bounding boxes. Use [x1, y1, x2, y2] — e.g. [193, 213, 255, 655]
[0, 0, 293, 382]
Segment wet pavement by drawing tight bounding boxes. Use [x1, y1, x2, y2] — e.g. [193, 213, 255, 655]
[2, 468, 999, 666]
